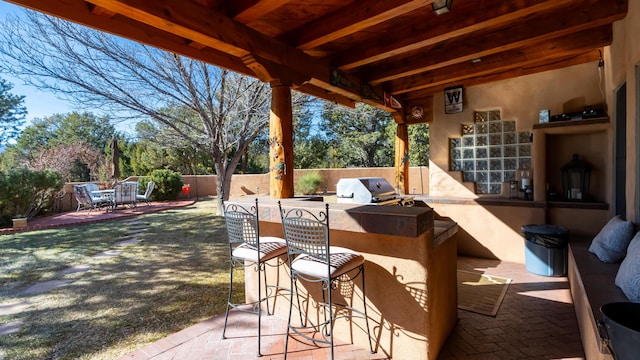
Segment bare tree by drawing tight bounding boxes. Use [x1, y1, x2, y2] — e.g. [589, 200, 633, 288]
[0, 11, 308, 212]
[28, 142, 102, 183]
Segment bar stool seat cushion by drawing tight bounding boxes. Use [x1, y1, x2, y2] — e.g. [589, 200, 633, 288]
[232, 237, 287, 262]
[291, 246, 364, 279]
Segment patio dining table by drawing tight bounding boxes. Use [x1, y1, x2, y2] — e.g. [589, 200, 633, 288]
[91, 189, 115, 211]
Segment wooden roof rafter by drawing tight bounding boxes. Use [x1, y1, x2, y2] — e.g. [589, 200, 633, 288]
[6, 0, 628, 112]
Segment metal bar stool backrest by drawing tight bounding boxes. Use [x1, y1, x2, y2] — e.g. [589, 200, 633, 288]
[279, 205, 330, 266]
[223, 201, 259, 249]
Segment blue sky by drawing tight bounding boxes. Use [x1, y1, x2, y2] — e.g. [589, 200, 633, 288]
[1, 1, 75, 121]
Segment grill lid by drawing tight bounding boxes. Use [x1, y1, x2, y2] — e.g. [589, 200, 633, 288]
[336, 177, 397, 204]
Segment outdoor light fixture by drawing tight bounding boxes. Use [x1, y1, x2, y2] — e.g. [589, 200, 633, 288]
[432, 0, 453, 15]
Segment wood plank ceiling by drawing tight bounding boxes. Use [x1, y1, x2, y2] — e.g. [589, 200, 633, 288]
[6, 0, 628, 123]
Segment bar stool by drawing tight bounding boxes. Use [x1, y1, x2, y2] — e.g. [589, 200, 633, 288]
[278, 202, 374, 359]
[222, 199, 287, 357]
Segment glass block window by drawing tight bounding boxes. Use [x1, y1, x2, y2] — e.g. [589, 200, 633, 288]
[449, 110, 532, 195]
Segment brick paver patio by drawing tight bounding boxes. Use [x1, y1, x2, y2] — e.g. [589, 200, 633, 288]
[121, 256, 585, 360]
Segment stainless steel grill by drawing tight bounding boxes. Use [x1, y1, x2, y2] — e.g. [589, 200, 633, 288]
[336, 177, 414, 206]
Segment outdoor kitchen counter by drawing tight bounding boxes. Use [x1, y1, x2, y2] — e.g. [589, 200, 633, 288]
[233, 196, 458, 360]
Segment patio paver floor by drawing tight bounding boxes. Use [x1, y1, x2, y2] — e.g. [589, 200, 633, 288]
[121, 256, 586, 360]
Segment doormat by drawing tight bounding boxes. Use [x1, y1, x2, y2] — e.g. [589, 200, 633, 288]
[457, 270, 511, 317]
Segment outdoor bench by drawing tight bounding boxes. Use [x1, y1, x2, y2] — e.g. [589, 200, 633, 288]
[568, 235, 628, 360]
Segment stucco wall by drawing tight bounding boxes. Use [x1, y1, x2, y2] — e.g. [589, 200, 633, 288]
[427, 60, 614, 262]
[429, 61, 607, 198]
[607, 0, 640, 223]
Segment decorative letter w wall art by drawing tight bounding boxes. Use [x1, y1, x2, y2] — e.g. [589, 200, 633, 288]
[444, 85, 463, 114]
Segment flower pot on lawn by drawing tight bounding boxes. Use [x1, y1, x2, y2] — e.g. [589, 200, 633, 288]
[12, 218, 28, 228]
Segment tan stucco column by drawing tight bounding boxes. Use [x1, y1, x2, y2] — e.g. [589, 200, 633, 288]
[269, 83, 294, 198]
[395, 123, 409, 194]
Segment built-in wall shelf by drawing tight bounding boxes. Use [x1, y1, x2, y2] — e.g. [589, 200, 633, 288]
[532, 117, 609, 203]
[533, 117, 609, 134]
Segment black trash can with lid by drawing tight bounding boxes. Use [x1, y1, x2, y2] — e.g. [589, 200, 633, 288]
[522, 224, 569, 276]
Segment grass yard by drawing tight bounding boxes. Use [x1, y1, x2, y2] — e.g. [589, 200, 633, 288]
[0, 199, 244, 360]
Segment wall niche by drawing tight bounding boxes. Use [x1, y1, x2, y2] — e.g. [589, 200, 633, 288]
[449, 110, 532, 194]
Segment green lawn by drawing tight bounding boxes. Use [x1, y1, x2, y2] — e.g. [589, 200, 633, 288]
[0, 199, 244, 360]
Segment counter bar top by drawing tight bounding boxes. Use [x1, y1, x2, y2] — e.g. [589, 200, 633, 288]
[231, 196, 434, 239]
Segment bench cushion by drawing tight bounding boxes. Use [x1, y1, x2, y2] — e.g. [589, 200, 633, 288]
[571, 236, 628, 319]
[588, 215, 635, 263]
[615, 232, 640, 302]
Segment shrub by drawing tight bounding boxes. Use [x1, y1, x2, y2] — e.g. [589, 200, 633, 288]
[147, 169, 183, 200]
[297, 171, 323, 195]
[0, 168, 64, 222]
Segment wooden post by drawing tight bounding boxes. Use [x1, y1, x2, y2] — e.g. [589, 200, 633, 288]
[395, 123, 409, 195]
[269, 83, 294, 198]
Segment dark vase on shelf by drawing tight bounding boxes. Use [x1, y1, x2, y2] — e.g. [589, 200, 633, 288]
[561, 154, 591, 202]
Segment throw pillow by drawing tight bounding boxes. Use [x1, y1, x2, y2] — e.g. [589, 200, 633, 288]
[615, 232, 640, 302]
[589, 215, 635, 263]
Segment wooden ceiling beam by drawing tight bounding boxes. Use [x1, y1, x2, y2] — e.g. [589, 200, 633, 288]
[336, 0, 578, 70]
[293, 84, 356, 108]
[82, 0, 393, 110]
[402, 51, 602, 101]
[231, 0, 291, 24]
[284, 0, 434, 50]
[6, 0, 254, 76]
[388, 26, 612, 95]
[365, 0, 627, 85]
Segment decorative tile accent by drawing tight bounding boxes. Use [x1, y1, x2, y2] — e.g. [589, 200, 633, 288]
[451, 160, 462, 171]
[475, 123, 488, 134]
[489, 134, 502, 145]
[490, 171, 503, 183]
[504, 132, 517, 144]
[490, 146, 502, 158]
[489, 121, 502, 133]
[474, 112, 488, 122]
[463, 171, 475, 182]
[449, 110, 532, 195]
[519, 132, 532, 143]
[463, 160, 475, 171]
[504, 159, 517, 170]
[463, 149, 474, 158]
[476, 160, 488, 171]
[503, 121, 515, 132]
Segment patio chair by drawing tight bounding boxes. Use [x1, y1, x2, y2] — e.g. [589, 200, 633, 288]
[221, 198, 287, 357]
[113, 182, 138, 209]
[72, 185, 108, 213]
[278, 202, 374, 360]
[136, 181, 154, 206]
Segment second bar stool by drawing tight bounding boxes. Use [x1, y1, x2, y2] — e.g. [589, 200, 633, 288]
[278, 202, 374, 359]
